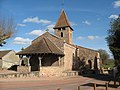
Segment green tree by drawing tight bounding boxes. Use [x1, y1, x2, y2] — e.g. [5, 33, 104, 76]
[98, 49, 110, 64]
[106, 15, 120, 65]
[0, 18, 15, 46]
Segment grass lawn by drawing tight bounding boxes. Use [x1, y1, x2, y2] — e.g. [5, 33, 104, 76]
[101, 59, 115, 69]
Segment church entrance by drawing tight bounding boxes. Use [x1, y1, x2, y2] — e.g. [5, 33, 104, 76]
[88, 60, 92, 69]
[94, 57, 98, 70]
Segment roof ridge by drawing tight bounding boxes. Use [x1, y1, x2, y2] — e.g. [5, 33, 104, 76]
[0, 50, 12, 52]
[49, 33, 62, 39]
[63, 10, 71, 27]
[46, 37, 63, 53]
[32, 31, 49, 43]
[43, 37, 53, 53]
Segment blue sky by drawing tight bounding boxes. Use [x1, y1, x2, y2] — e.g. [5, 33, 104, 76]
[0, 0, 120, 56]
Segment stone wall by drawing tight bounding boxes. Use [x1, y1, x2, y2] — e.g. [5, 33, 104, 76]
[40, 66, 65, 76]
[0, 71, 39, 78]
[78, 46, 97, 60]
[77, 46, 98, 69]
[17, 66, 31, 73]
[64, 43, 76, 71]
[0, 59, 2, 68]
[0, 70, 78, 78]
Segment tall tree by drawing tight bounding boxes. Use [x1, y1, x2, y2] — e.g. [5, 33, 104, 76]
[0, 18, 15, 46]
[98, 49, 110, 64]
[106, 15, 120, 65]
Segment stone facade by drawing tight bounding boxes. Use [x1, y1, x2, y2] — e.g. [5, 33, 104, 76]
[64, 43, 76, 71]
[40, 66, 65, 76]
[74, 46, 99, 70]
[54, 27, 73, 44]
[17, 66, 31, 73]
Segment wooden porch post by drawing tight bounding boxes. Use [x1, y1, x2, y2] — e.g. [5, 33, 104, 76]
[26, 56, 31, 66]
[26, 55, 31, 72]
[38, 57, 42, 67]
[58, 57, 61, 66]
[19, 55, 23, 66]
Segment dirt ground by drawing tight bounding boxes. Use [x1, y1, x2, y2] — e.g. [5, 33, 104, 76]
[0, 74, 120, 90]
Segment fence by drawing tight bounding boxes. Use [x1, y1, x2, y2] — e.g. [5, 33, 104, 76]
[57, 82, 109, 90]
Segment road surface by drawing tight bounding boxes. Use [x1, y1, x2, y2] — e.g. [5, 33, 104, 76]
[0, 76, 120, 90]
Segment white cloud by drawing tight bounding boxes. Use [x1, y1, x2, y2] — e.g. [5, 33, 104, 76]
[77, 36, 99, 41]
[114, 0, 120, 8]
[23, 17, 51, 24]
[77, 36, 83, 40]
[82, 20, 91, 25]
[46, 24, 55, 32]
[70, 22, 77, 26]
[17, 24, 26, 27]
[23, 17, 39, 23]
[87, 36, 99, 40]
[97, 18, 100, 21]
[13, 37, 31, 45]
[39, 19, 51, 24]
[95, 36, 99, 38]
[109, 15, 119, 19]
[28, 30, 45, 36]
[87, 36, 94, 40]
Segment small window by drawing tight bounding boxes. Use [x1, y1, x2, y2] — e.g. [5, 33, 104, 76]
[62, 27, 65, 30]
[61, 32, 63, 37]
[58, 28, 61, 30]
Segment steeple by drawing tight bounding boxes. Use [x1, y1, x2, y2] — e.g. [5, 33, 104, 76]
[53, 9, 73, 30]
[54, 10, 73, 44]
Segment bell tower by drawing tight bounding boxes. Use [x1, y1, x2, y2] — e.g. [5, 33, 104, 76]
[53, 10, 73, 44]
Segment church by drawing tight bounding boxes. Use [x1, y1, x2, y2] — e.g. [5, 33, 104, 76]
[17, 10, 101, 76]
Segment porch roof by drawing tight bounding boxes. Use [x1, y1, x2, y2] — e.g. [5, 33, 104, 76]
[16, 37, 64, 56]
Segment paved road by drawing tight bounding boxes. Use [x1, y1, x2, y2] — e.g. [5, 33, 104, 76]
[0, 76, 120, 90]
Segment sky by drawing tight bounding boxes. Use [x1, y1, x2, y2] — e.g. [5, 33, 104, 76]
[0, 0, 120, 57]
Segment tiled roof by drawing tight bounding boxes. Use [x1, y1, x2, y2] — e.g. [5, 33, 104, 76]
[0, 50, 11, 58]
[17, 36, 64, 56]
[32, 31, 62, 44]
[54, 10, 73, 30]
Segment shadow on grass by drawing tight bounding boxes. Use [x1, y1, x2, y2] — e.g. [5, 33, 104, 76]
[81, 74, 114, 82]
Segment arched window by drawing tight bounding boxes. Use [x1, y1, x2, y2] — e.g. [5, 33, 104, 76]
[61, 32, 63, 37]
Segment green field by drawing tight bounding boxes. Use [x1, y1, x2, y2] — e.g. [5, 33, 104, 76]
[101, 59, 115, 69]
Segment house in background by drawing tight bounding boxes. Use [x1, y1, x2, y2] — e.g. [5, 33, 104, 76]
[17, 10, 101, 76]
[0, 50, 19, 69]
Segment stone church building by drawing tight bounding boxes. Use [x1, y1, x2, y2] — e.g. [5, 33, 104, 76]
[17, 10, 101, 76]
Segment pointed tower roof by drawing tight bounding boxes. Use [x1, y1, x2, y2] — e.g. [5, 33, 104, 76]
[54, 10, 73, 30]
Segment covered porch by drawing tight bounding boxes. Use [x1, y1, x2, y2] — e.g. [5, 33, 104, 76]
[16, 37, 64, 73]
